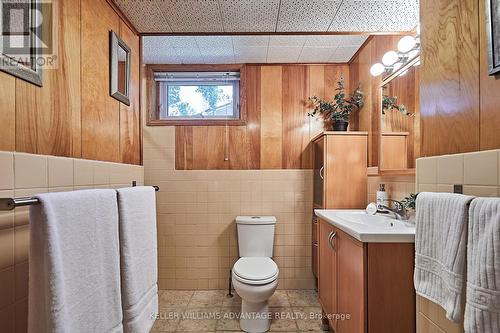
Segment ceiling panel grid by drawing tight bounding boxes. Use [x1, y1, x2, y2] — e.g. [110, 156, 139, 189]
[114, 0, 419, 33]
[142, 34, 371, 64]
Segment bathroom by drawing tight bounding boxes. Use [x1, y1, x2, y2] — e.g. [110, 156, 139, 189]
[0, 0, 499, 332]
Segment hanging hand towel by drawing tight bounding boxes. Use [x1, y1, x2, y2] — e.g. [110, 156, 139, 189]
[116, 186, 158, 333]
[29, 189, 123, 333]
[464, 198, 500, 333]
[414, 192, 474, 322]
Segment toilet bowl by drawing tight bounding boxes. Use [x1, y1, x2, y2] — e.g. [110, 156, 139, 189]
[232, 257, 279, 333]
[232, 216, 279, 333]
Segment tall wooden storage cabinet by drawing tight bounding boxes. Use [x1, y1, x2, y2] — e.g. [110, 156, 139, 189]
[311, 132, 368, 279]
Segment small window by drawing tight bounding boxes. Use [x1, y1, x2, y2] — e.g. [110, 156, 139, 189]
[154, 71, 240, 122]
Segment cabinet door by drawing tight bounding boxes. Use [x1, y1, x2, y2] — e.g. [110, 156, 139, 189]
[318, 219, 337, 329]
[313, 137, 325, 208]
[336, 229, 366, 333]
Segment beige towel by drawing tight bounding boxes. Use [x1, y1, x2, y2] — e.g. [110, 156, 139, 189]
[414, 192, 474, 322]
[464, 198, 500, 333]
[29, 189, 123, 333]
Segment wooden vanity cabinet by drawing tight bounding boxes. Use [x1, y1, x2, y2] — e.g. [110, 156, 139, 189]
[312, 132, 368, 280]
[318, 218, 415, 333]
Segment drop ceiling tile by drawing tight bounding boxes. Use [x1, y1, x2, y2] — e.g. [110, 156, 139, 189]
[329, 46, 359, 62]
[377, 1, 420, 31]
[113, 0, 170, 32]
[219, 0, 279, 32]
[269, 35, 307, 47]
[298, 47, 336, 63]
[156, 0, 223, 32]
[234, 47, 268, 63]
[277, 0, 342, 31]
[195, 36, 233, 49]
[144, 53, 180, 64]
[338, 35, 369, 46]
[142, 36, 197, 49]
[174, 47, 205, 63]
[267, 46, 303, 62]
[232, 36, 270, 47]
[200, 47, 234, 58]
[328, 0, 418, 32]
[304, 35, 343, 47]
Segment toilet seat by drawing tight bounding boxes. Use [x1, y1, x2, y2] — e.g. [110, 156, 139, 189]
[233, 257, 279, 285]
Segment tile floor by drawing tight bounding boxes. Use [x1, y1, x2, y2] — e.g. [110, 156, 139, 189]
[151, 290, 325, 333]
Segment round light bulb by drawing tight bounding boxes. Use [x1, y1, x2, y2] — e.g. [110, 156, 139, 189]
[370, 63, 385, 77]
[407, 49, 419, 60]
[382, 51, 399, 66]
[397, 36, 417, 53]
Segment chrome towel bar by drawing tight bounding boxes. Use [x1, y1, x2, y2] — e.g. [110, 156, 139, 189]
[0, 185, 159, 211]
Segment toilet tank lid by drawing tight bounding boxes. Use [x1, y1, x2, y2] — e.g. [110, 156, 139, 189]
[236, 216, 276, 225]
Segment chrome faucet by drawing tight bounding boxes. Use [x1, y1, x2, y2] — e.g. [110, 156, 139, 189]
[378, 199, 409, 221]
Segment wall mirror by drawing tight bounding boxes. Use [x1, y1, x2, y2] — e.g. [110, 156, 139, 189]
[109, 31, 130, 105]
[0, 0, 43, 86]
[379, 56, 420, 173]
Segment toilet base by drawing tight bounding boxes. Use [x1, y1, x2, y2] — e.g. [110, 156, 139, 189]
[239, 300, 271, 333]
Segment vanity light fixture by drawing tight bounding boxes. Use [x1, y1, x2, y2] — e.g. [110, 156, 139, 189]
[370, 25, 420, 77]
[393, 62, 403, 72]
[370, 63, 385, 76]
[382, 51, 399, 66]
[397, 36, 417, 53]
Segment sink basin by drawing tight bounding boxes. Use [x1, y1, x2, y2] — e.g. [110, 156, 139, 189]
[315, 209, 415, 243]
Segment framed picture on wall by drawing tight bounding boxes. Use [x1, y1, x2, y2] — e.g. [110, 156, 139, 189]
[486, 0, 500, 75]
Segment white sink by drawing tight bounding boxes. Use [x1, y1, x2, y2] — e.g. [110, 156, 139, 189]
[315, 209, 415, 243]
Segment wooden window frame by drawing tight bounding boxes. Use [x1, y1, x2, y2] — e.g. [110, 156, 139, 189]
[146, 64, 247, 126]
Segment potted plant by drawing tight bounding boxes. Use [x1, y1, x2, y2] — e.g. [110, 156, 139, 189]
[401, 192, 419, 223]
[307, 75, 364, 131]
[382, 95, 413, 116]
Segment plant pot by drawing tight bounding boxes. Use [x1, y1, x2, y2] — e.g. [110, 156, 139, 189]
[332, 121, 349, 131]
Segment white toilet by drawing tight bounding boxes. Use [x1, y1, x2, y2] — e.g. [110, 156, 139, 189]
[232, 216, 279, 333]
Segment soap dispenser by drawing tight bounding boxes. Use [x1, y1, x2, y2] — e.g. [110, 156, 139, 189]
[376, 184, 388, 208]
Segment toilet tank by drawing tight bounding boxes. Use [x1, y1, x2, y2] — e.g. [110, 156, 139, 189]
[236, 216, 276, 257]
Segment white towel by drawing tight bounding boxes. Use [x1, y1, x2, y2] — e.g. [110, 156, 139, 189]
[28, 189, 123, 333]
[414, 192, 474, 322]
[464, 198, 500, 333]
[116, 186, 158, 333]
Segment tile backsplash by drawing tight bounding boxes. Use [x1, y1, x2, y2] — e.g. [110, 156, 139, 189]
[143, 126, 315, 291]
[416, 149, 500, 196]
[0, 151, 143, 333]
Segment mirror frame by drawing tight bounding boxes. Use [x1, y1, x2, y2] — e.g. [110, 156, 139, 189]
[109, 30, 130, 105]
[0, 0, 43, 86]
[378, 55, 420, 175]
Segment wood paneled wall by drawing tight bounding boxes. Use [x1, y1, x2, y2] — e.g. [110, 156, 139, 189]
[349, 35, 401, 166]
[420, 0, 500, 156]
[172, 64, 349, 170]
[0, 0, 141, 165]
